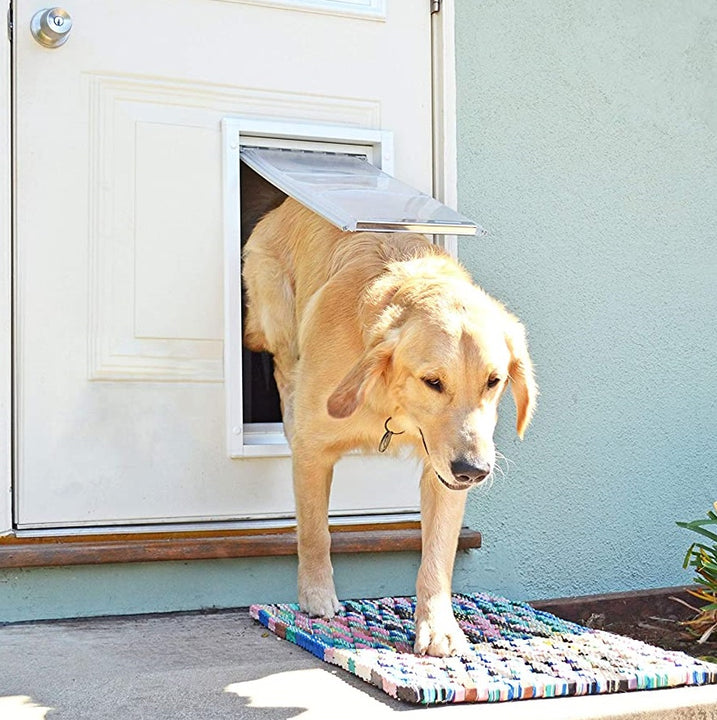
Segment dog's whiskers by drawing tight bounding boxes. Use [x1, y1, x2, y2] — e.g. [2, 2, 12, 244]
[490, 451, 513, 483]
[494, 450, 514, 469]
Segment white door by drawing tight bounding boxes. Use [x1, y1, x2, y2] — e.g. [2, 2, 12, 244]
[14, 0, 435, 530]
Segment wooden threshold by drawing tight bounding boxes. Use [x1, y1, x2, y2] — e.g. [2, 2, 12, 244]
[0, 523, 481, 569]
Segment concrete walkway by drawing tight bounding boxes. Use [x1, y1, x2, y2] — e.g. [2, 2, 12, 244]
[1, 610, 716, 720]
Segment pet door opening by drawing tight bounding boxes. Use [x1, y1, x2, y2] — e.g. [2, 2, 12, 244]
[240, 163, 286, 425]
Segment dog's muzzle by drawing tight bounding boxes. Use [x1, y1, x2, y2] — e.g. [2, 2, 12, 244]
[420, 428, 492, 491]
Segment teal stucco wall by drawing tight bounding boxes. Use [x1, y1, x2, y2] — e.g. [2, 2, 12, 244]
[454, 0, 716, 599]
[1, 1, 715, 622]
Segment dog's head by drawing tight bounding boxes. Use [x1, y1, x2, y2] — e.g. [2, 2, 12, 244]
[327, 274, 536, 490]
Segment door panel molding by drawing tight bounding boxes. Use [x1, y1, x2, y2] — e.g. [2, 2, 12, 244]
[86, 73, 380, 382]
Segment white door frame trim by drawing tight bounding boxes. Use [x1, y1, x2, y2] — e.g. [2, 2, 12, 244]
[431, 1, 459, 258]
[1, 12, 12, 535]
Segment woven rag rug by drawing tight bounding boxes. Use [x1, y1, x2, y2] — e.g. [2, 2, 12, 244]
[250, 592, 717, 705]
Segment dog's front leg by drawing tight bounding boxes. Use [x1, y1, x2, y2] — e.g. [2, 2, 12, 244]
[293, 447, 340, 618]
[414, 467, 470, 657]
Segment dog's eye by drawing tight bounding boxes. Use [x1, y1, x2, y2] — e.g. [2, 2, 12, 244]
[422, 377, 444, 393]
[487, 376, 501, 389]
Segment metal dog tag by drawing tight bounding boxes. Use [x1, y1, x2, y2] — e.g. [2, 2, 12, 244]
[378, 417, 404, 453]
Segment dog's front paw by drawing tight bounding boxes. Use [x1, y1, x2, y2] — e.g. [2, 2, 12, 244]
[298, 576, 340, 618]
[414, 611, 470, 657]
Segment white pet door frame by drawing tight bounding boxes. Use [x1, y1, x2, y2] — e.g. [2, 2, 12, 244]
[222, 117, 478, 458]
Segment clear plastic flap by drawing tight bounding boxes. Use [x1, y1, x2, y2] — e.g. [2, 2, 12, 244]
[240, 147, 481, 236]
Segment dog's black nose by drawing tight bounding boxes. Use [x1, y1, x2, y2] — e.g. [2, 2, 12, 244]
[450, 458, 491, 484]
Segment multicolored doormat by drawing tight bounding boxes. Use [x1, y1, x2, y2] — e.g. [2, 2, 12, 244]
[250, 593, 717, 705]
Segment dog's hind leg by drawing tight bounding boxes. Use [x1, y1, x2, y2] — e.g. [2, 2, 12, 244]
[292, 444, 341, 618]
[242, 237, 299, 441]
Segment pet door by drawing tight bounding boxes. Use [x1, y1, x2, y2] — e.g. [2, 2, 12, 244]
[223, 118, 481, 458]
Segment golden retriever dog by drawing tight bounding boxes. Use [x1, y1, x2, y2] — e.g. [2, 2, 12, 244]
[243, 197, 536, 657]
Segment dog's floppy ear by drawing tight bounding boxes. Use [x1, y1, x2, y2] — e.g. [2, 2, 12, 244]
[504, 318, 537, 439]
[327, 338, 395, 419]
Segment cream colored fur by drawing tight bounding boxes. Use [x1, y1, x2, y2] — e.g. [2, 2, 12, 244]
[243, 198, 537, 657]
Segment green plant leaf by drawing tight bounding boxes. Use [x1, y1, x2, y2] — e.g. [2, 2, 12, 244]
[679, 524, 717, 544]
[678, 504, 717, 629]
[686, 542, 713, 558]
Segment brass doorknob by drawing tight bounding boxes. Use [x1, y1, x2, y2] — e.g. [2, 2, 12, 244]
[30, 7, 73, 48]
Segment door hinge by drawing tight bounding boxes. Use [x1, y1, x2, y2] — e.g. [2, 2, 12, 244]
[6, 4, 12, 42]
[431, 0, 441, 14]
